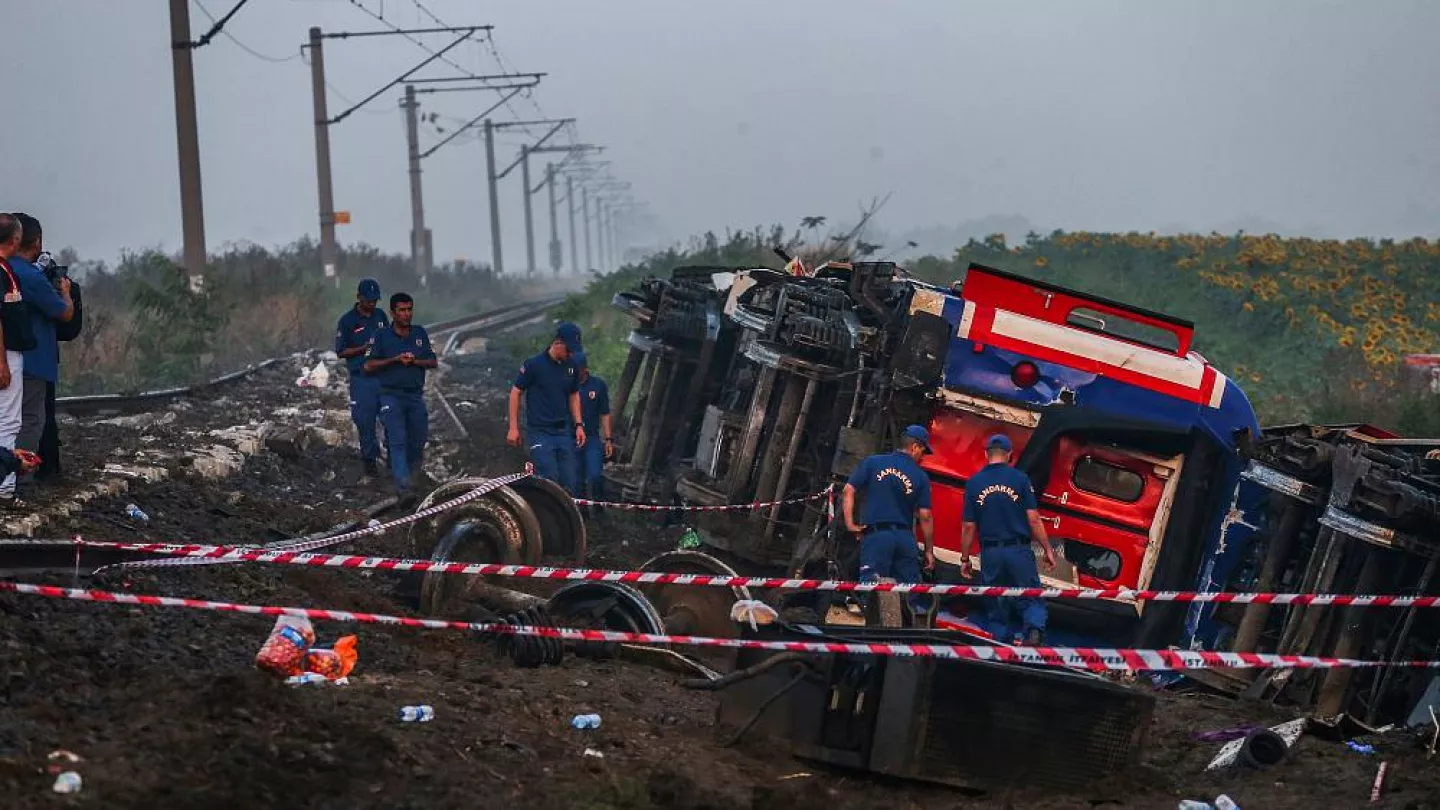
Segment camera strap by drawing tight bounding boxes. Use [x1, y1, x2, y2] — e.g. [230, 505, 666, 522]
[0, 259, 20, 304]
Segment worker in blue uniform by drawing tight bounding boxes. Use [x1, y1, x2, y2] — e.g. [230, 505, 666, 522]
[363, 293, 437, 495]
[843, 425, 937, 595]
[508, 329, 585, 494]
[572, 351, 613, 508]
[959, 434, 1058, 645]
[334, 278, 389, 478]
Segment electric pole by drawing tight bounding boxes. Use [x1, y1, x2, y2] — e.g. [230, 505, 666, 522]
[169, 0, 207, 290]
[307, 27, 338, 284]
[546, 163, 560, 274]
[485, 118, 574, 275]
[566, 174, 578, 274]
[521, 145, 602, 274]
[582, 188, 592, 270]
[305, 24, 489, 283]
[402, 84, 427, 282]
[520, 147, 535, 274]
[403, 77, 537, 284]
[483, 119, 503, 275]
[596, 198, 607, 269]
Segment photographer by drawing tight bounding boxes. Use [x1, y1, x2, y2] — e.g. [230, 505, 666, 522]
[7, 214, 73, 494]
[37, 250, 81, 481]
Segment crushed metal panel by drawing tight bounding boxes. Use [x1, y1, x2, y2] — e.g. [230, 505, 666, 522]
[694, 406, 726, 479]
[932, 388, 1043, 428]
[1206, 717, 1306, 771]
[1241, 461, 1325, 505]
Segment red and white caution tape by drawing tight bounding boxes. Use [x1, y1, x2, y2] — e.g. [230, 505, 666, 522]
[572, 485, 832, 512]
[1, 579, 1437, 672]
[74, 538, 1440, 608]
[92, 472, 530, 575]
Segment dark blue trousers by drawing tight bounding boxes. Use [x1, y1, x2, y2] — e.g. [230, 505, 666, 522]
[980, 542, 1047, 638]
[348, 374, 382, 462]
[528, 426, 579, 495]
[379, 390, 427, 492]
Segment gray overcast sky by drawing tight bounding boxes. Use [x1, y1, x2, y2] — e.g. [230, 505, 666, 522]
[5, 0, 1439, 266]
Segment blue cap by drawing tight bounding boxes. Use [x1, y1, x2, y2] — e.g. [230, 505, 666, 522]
[556, 321, 582, 352]
[986, 433, 1013, 453]
[572, 350, 588, 369]
[357, 278, 381, 301]
[902, 424, 934, 455]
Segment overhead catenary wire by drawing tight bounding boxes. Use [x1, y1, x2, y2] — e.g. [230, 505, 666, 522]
[192, 0, 302, 62]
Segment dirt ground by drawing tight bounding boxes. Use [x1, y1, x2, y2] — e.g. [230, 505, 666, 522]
[3, 343, 1438, 809]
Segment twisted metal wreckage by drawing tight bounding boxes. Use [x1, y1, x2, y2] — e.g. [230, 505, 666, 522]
[590, 258, 1438, 726]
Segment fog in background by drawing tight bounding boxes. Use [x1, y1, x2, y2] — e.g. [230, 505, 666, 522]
[5, 0, 1438, 266]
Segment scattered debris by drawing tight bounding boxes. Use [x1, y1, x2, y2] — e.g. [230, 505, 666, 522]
[398, 705, 435, 723]
[1370, 761, 1387, 803]
[46, 750, 82, 773]
[1206, 717, 1306, 771]
[303, 635, 359, 680]
[295, 361, 330, 389]
[255, 616, 316, 677]
[51, 771, 82, 794]
[582, 748, 604, 759]
[101, 464, 169, 483]
[571, 714, 602, 730]
[1193, 725, 1263, 743]
[729, 599, 779, 630]
[123, 503, 149, 523]
[94, 411, 177, 430]
[285, 673, 350, 687]
[1347, 740, 1376, 755]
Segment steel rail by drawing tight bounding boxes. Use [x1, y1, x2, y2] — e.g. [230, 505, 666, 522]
[55, 297, 563, 417]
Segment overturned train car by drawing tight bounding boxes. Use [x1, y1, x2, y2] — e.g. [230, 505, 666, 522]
[606, 260, 1440, 720]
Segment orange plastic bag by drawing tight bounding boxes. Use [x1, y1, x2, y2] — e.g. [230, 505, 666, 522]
[255, 616, 316, 677]
[303, 635, 359, 680]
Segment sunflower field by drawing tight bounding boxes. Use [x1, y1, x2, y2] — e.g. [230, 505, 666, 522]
[910, 231, 1440, 432]
[559, 227, 1438, 435]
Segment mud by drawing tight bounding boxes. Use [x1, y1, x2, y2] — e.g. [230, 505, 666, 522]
[3, 343, 1438, 809]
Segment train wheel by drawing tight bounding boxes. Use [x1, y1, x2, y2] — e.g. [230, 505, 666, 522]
[406, 478, 544, 617]
[508, 476, 587, 563]
[637, 550, 752, 669]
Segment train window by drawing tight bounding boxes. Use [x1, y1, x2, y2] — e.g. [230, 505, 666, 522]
[1062, 540, 1123, 581]
[1072, 457, 1144, 502]
[1065, 307, 1181, 353]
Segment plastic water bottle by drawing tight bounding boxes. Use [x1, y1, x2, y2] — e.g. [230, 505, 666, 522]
[124, 504, 150, 523]
[1214, 796, 1240, 810]
[571, 713, 602, 730]
[52, 772, 82, 794]
[1176, 801, 1212, 810]
[398, 705, 434, 723]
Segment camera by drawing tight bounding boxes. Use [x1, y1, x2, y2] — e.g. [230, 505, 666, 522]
[34, 251, 68, 290]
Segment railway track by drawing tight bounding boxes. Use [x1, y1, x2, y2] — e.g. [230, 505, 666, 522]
[55, 297, 564, 418]
[6, 297, 566, 578]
